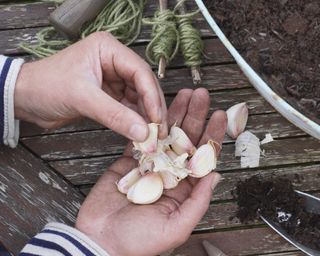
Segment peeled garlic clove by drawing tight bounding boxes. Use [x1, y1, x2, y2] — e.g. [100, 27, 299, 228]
[188, 142, 217, 178]
[170, 126, 196, 155]
[127, 172, 163, 204]
[117, 168, 141, 194]
[133, 123, 158, 154]
[226, 102, 248, 139]
[159, 171, 180, 189]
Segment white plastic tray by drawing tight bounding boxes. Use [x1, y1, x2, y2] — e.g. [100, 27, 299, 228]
[195, 0, 320, 140]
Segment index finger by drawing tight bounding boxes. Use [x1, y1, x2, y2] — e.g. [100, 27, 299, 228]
[100, 34, 164, 125]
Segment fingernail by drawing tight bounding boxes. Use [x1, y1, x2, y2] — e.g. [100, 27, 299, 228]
[211, 172, 221, 191]
[130, 123, 148, 142]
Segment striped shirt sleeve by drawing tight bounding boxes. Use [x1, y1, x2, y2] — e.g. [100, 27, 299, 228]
[20, 223, 109, 256]
[0, 55, 24, 148]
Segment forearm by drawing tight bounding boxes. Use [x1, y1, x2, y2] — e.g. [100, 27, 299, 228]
[0, 55, 24, 148]
[19, 223, 109, 256]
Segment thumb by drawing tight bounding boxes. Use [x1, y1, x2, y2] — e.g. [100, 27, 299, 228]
[175, 172, 221, 234]
[77, 86, 149, 141]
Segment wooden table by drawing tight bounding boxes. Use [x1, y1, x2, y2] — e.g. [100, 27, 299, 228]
[0, 1, 319, 255]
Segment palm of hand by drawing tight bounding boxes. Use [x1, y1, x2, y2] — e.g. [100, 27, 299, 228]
[76, 89, 227, 256]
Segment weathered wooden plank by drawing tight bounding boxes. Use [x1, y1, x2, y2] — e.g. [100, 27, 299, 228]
[173, 227, 294, 256]
[0, 145, 84, 255]
[0, 2, 55, 30]
[0, 16, 213, 55]
[21, 37, 233, 68]
[20, 86, 276, 137]
[51, 134, 313, 187]
[0, 0, 206, 30]
[22, 120, 316, 161]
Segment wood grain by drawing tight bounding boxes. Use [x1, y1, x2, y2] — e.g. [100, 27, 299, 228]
[0, 145, 84, 255]
[173, 227, 295, 256]
[20, 86, 275, 137]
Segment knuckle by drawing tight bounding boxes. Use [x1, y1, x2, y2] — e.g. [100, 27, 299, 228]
[107, 108, 125, 129]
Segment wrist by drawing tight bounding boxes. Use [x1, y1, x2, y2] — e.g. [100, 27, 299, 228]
[14, 62, 33, 121]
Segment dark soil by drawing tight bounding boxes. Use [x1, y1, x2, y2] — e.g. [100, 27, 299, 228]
[206, 0, 320, 124]
[233, 176, 320, 251]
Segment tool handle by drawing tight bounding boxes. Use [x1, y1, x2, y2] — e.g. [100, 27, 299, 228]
[49, 0, 108, 39]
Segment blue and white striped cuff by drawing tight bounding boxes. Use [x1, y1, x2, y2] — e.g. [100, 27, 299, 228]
[0, 55, 24, 148]
[20, 223, 109, 256]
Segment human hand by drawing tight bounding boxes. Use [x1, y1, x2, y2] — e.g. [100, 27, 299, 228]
[15, 32, 167, 141]
[76, 88, 227, 256]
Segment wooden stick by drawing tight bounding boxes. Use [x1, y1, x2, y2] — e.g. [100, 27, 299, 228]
[176, 0, 202, 85]
[158, 0, 168, 79]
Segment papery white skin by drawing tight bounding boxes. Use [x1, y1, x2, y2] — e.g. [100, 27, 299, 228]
[127, 172, 164, 204]
[173, 153, 188, 168]
[235, 131, 260, 168]
[226, 102, 248, 139]
[117, 167, 141, 194]
[159, 171, 180, 189]
[170, 126, 196, 155]
[188, 142, 217, 178]
[133, 123, 158, 154]
[165, 149, 178, 161]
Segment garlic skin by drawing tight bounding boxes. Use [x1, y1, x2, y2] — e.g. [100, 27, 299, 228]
[160, 171, 180, 189]
[133, 123, 158, 154]
[127, 172, 163, 204]
[170, 126, 196, 155]
[226, 102, 248, 139]
[117, 168, 141, 194]
[235, 131, 260, 168]
[188, 142, 217, 178]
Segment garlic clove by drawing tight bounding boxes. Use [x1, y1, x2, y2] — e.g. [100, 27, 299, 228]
[127, 172, 163, 204]
[159, 171, 180, 189]
[153, 151, 173, 172]
[133, 123, 158, 155]
[188, 142, 217, 178]
[170, 126, 196, 155]
[226, 102, 248, 139]
[117, 168, 141, 194]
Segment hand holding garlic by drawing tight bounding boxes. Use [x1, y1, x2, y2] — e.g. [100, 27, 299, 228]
[76, 88, 227, 256]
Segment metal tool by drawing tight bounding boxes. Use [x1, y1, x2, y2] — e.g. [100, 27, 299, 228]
[49, 0, 108, 39]
[260, 191, 320, 256]
[202, 240, 228, 256]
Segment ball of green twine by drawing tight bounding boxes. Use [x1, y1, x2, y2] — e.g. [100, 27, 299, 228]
[175, 14, 203, 67]
[143, 10, 180, 65]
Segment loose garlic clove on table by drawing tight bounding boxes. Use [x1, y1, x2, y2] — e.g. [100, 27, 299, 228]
[226, 102, 248, 139]
[127, 172, 164, 204]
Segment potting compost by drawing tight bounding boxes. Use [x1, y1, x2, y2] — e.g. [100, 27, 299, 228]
[206, 0, 320, 124]
[234, 176, 320, 251]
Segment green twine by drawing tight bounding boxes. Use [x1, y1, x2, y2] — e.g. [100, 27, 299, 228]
[174, 4, 203, 67]
[143, 10, 180, 65]
[143, 1, 203, 68]
[21, 0, 146, 58]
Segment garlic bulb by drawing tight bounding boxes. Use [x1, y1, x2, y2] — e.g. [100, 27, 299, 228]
[188, 141, 217, 178]
[226, 102, 248, 139]
[118, 123, 221, 205]
[127, 172, 163, 204]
